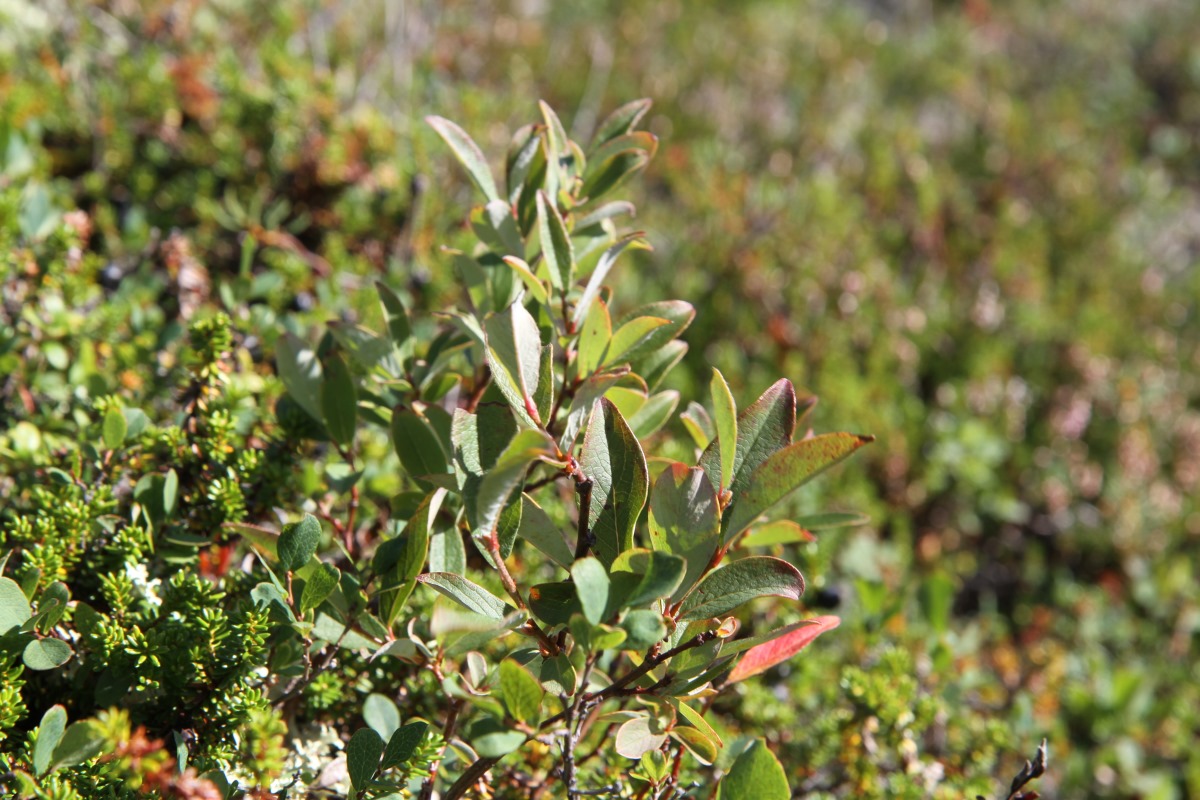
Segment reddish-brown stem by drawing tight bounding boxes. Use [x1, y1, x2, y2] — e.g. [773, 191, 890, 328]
[465, 366, 492, 413]
[420, 699, 463, 800]
[488, 532, 561, 656]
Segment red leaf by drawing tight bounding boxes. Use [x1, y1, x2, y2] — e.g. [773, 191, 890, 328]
[726, 615, 840, 683]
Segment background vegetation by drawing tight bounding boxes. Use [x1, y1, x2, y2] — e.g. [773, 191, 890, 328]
[3, 0, 1199, 797]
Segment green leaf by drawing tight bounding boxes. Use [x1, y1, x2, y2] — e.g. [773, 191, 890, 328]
[430, 526, 466, 576]
[539, 100, 570, 173]
[613, 300, 695, 363]
[474, 429, 558, 541]
[636, 339, 688, 392]
[586, 131, 658, 173]
[299, 563, 340, 614]
[620, 609, 667, 650]
[795, 511, 871, 531]
[506, 123, 541, 205]
[399, 490, 445, 580]
[49, 721, 105, 773]
[471, 199, 523, 258]
[615, 716, 668, 759]
[576, 298, 612, 378]
[582, 130, 657, 201]
[0, 576, 32, 634]
[517, 494, 574, 569]
[381, 720, 429, 770]
[346, 727, 385, 794]
[672, 700, 723, 748]
[727, 616, 840, 683]
[320, 352, 357, 446]
[539, 654, 578, 695]
[605, 385, 647, 420]
[579, 399, 649, 567]
[102, 407, 126, 449]
[680, 401, 715, 450]
[310, 613, 372, 650]
[718, 739, 789, 800]
[33, 705, 67, 776]
[499, 659, 544, 724]
[327, 322, 393, 371]
[528, 582, 582, 627]
[122, 408, 150, 439]
[627, 390, 679, 439]
[23, 638, 73, 670]
[501, 256, 549, 305]
[648, 463, 720, 601]
[641, 750, 670, 783]
[277, 514, 322, 573]
[485, 300, 545, 427]
[612, 549, 687, 608]
[494, 496, 524, 561]
[469, 718, 526, 759]
[603, 316, 671, 368]
[375, 281, 412, 350]
[276, 332, 324, 423]
[363, 694, 401, 739]
[575, 200, 636, 230]
[721, 433, 874, 542]
[392, 408, 450, 486]
[572, 234, 647, 331]
[592, 98, 652, 147]
[920, 572, 956, 634]
[515, 138, 549, 233]
[589, 624, 627, 651]
[534, 343, 555, 426]
[558, 368, 626, 449]
[738, 520, 817, 548]
[426, 115, 501, 203]
[33, 582, 69, 631]
[710, 368, 737, 493]
[671, 725, 718, 766]
[451, 401, 518, 515]
[571, 557, 610, 626]
[250, 582, 293, 619]
[679, 557, 805, 622]
[19, 182, 57, 239]
[698, 379, 796, 510]
[537, 190, 574, 291]
[416, 573, 510, 620]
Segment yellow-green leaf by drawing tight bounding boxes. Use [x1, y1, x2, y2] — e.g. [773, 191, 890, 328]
[710, 368, 737, 493]
[102, 407, 126, 450]
[499, 659, 544, 725]
[718, 739, 789, 800]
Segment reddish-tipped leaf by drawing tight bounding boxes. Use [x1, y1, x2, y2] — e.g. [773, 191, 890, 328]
[727, 615, 841, 683]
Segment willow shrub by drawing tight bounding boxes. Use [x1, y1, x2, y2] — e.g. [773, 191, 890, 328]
[1, 101, 877, 799]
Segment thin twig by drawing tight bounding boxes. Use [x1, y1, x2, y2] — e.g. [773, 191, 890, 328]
[487, 531, 561, 656]
[419, 698, 463, 800]
[445, 633, 717, 800]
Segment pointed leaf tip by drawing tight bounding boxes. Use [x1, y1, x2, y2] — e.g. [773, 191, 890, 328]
[722, 432, 873, 542]
[426, 115, 501, 203]
[727, 616, 841, 683]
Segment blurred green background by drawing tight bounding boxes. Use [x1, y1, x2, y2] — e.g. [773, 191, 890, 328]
[4, 0, 1200, 796]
